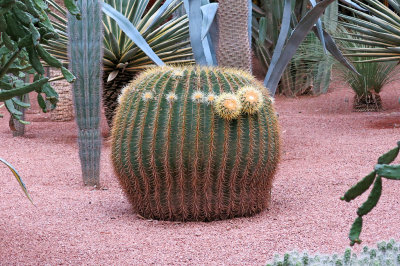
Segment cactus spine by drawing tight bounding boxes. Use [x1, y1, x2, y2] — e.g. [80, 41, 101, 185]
[68, 0, 103, 186]
[111, 66, 280, 221]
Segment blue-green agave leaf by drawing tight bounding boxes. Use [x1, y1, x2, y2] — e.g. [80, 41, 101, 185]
[265, 0, 336, 96]
[309, 0, 327, 54]
[312, 26, 358, 75]
[200, 3, 218, 40]
[146, 0, 176, 29]
[263, 0, 291, 92]
[102, 2, 165, 66]
[187, 0, 207, 65]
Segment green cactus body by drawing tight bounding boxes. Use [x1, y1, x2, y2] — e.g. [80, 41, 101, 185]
[68, 0, 103, 186]
[111, 66, 280, 221]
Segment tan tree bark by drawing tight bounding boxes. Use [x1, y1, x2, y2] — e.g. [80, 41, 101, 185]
[216, 0, 252, 72]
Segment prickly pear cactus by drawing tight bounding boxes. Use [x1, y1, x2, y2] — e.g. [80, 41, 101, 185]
[111, 66, 280, 221]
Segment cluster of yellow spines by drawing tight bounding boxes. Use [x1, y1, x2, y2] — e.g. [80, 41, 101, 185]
[237, 86, 264, 115]
[214, 93, 242, 120]
[131, 67, 268, 121]
[215, 86, 264, 120]
[138, 86, 266, 120]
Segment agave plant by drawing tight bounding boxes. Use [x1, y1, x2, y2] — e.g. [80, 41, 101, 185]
[252, 0, 337, 96]
[337, 0, 400, 62]
[45, 0, 193, 126]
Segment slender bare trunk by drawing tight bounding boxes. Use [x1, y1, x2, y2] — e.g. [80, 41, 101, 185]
[216, 0, 252, 71]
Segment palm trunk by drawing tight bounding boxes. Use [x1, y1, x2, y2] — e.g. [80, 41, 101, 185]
[216, 0, 252, 71]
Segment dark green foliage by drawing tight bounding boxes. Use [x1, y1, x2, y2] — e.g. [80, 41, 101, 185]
[111, 66, 280, 221]
[341, 171, 376, 202]
[342, 142, 400, 245]
[356, 176, 382, 217]
[267, 239, 400, 265]
[0, 0, 77, 124]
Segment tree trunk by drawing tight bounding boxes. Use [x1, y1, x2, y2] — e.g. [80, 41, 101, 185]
[216, 0, 252, 72]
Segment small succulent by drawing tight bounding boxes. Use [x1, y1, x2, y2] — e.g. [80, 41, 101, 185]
[267, 239, 400, 266]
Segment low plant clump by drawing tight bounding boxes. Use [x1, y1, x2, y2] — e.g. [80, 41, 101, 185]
[267, 239, 400, 266]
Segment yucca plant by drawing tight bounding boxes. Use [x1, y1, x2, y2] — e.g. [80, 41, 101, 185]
[45, 0, 193, 126]
[337, 0, 400, 62]
[336, 28, 399, 111]
[339, 56, 397, 111]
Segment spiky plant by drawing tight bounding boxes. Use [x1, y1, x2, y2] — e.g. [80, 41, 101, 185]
[336, 29, 399, 111]
[342, 142, 400, 245]
[45, 0, 193, 127]
[252, 0, 337, 96]
[0, 0, 76, 124]
[268, 240, 400, 265]
[337, 0, 400, 62]
[68, 0, 103, 186]
[111, 66, 280, 221]
[342, 58, 397, 111]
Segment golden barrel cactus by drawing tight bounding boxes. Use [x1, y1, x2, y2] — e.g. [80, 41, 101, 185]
[111, 66, 280, 221]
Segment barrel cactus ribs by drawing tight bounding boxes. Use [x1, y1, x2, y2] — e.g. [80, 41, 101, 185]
[111, 66, 280, 221]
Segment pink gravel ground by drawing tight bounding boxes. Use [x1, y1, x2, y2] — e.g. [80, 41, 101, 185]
[1, 77, 400, 265]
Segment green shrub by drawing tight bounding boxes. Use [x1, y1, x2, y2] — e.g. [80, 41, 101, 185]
[267, 239, 400, 266]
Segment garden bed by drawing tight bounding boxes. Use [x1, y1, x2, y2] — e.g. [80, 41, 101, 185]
[1, 77, 400, 264]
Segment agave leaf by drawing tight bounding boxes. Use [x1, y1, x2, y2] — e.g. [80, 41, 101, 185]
[0, 158, 33, 203]
[309, 0, 327, 54]
[187, 0, 207, 65]
[143, 0, 176, 30]
[263, 0, 291, 92]
[107, 70, 119, 82]
[102, 2, 165, 66]
[265, 0, 338, 96]
[312, 27, 358, 75]
[200, 3, 218, 40]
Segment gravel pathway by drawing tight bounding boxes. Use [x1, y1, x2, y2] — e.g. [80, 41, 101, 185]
[0, 78, 399, 265]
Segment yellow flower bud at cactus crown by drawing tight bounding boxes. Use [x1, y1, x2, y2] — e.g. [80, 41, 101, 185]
[215, 93, 242, 120]
[237, 86, 264, 114]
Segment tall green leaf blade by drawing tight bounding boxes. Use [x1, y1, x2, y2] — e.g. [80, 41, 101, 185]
[263, 0, 291, 92]
[0, 158, 33, 203]
[102, 2, 165, 66]
[187, 0, 207, 65]
[309, 0, 327, 54]
[265, 0, 336, 96]
[312, 27, 358, 74]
